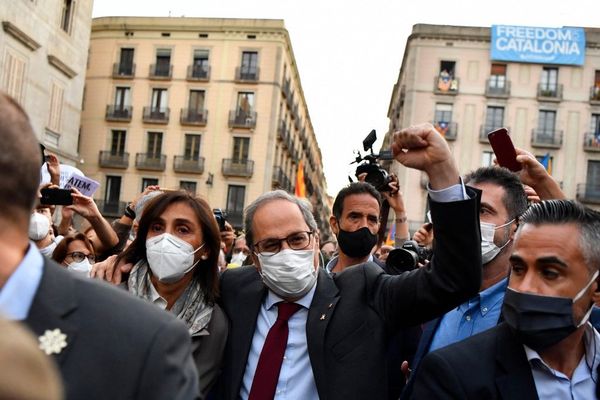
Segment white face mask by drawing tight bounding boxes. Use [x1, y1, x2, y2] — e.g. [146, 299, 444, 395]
[67, 259, 92, 277]
[230, 252, 247, 266]
[480, 219, 514, 264]
[146, 233, 204, 283]
[29, 212, 50, 241]
[39, 240, 58, 258]
[257, 248, 317, 298]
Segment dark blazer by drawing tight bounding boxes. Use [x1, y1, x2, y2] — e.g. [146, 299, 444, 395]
[218, 191, 482, 400]
[25, 260, 199, 400]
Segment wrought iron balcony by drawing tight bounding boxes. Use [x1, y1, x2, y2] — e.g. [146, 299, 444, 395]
[433, 75, 459, 95]
[105, 105, 132, 122]
[222, 158, 254, 177]
[433, 121, 458, 141]
[173, 156, 205, 174]
[142, 107, 170, 124]
[186, 65, 210, 81]
[235, 67, 259, 82]
[583, 131, 600, 152]
[112, 63, 135, 78]
[272, 166, 292, 192]
[98, 151, 129, 169]
[96, 200, 127, 218]
[576, 183, 600, 204]
[531, 129, 563, 148]
[149, 64, 173, 79]
[537, 84, 563, 102]
[180, 108, 207, 126]
[228, 110, 256, 129]
[485, 79, 511, 98]
[135, 153, 166, 171]
[590, 86, 600, 105]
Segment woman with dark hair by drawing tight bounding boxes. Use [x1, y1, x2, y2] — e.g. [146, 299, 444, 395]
[51, 232, 95, 276]
[117, 191, 227, 398]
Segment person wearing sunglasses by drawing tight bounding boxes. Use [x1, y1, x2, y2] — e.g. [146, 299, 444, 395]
[51, 233, 95, 276]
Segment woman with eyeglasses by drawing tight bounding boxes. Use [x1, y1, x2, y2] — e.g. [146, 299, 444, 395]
[115, 191, 227, 399]
[51, 232, 95, 276]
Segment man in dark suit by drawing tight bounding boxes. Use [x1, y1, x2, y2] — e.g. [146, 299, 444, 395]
[218, 123, 483, 399]
[0, 93, 199, 400]
[411, 200, 600, 399]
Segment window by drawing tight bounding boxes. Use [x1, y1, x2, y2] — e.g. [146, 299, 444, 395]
[147, 132, 163, 157]
[180, 181, 197, 195]
[586, 161, 600, 197]
[105, 176, 121, 205]
[1, 51, 26, 103]
[540, 67, 558, 93]
[235, 92, 254, 120]
[232, 137, 250, 162]
[226, 185, 246, 228]
[592, 114, 600, 135]
[482, 151, 494, 167]
[118, 48, 134, 75]
[593, 70, 600, 100]
[433, 103, 452, 135]
[60, 0, 74, 33]
[184, 134, 201, 160]
[114, 87, 130, 110]
[484, 106, 504, 132]
[537, 110, 556, 135]
[155, 49, 171, 76]
[437, 61, 457, 92]
[192, 50, 209, 78]
[151, 88, 168, 111]
[489, 64, 507, 89]
[47, 82, 64, 133]
[142, 178, 159, 191]
[240, 51, 258, 79]
[188, 90, 205, 112]
[110, 130, 126, 155]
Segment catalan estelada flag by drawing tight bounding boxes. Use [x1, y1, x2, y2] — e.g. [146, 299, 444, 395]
[540, 153, 552, 175]
[295, 160, 306, 198]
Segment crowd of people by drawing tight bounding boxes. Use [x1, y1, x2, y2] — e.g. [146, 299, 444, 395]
[0, 88, 599, 400]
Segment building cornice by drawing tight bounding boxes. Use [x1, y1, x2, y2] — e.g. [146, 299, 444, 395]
[47, 55, 77, 78]
[2, 21, 40, 51]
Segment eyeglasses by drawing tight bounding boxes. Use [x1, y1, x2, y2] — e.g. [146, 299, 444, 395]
[66, 252, 95, 264]
[254, 231, 314, 256]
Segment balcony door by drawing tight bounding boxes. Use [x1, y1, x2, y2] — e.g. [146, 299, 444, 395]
[240, 51, 258, 77]
[232, 137, 250, 163]
[114, 87, 130, 113]
[489, 64, 506, 89]
[105, 176, 121, 209]
[151, 88, 168, 116]
[226, 185, 246, 228]
[118, 48, 134, 75]
[147, 132, 163, 158]
[537, 110, 556, 142]
[110, 130, 126, 156]
[541, 67, 558, 92]
[184, 134, 201, 160]
[586, 161, 600, 197]
[484, 106, 504, 132]
[189, 90, 205, 113]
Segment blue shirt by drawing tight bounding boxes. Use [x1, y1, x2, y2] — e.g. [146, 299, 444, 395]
[525, 323, 600, 399]
[0, 243, 44, 320]
[429, 278, 507, 352]
[240, 284, 318, 399]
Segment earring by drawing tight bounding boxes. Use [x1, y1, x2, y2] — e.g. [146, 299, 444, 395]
[201, 254, 208, 260]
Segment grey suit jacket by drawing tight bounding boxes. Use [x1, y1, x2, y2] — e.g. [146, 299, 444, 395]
[25, 260, 199, 400]
[218, 190, 482, 400]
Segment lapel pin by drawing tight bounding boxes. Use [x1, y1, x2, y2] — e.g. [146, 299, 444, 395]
[39, 329, 67, 355]
[328, 303, 333, 308]
[320, 314, 326, 320]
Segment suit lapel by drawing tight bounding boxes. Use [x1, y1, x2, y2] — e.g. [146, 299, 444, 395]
[307, 269, 340, 398]
[24, 261, 79, 366]
[494, 323, 539, 400]
[412, 317, 441, 370]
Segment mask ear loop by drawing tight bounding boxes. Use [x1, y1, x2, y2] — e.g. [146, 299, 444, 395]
[319, 250, 325, 268]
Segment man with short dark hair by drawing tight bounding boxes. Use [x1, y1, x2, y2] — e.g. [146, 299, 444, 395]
[412, 200, 600, 399]
[0, 93, 199, 400]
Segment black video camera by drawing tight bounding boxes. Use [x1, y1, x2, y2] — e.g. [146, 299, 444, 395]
[351, 130, 394, 192]
[386, 240, 433, 273]
[213, 208, 228, 231]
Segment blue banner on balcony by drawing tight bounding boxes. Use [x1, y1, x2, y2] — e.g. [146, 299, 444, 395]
[491, 25, 585, 66]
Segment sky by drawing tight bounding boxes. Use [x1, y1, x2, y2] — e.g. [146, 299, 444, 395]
[92, 0, 598, 197]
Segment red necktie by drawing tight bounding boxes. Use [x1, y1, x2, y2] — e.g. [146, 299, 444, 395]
[248, 302, 302, 400]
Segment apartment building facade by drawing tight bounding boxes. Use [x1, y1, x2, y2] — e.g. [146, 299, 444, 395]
[384, 24, 600, 231]
[80, 17, 331, 237]
[0, 0, 93, 164]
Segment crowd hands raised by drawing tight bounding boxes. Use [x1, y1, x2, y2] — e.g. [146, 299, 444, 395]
[1, 89, 599, 400]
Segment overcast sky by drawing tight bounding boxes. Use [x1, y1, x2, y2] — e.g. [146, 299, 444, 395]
[92, 0, 598, 196]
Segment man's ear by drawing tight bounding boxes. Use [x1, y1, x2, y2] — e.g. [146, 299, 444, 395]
[329, 215, 339, 236]
[251, 252, 261, 272]
[509, 218, 519, 240]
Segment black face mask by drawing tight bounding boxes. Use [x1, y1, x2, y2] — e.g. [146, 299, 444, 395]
[502, 271, 598, 352]
[336, 226, 378, 259]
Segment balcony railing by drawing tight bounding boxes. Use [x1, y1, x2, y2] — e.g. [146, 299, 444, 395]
[142, 107, 170, 124]
[272, 166, 292, 192]
[583, 131, 600, 152]
[235, 67, 259, 82]
[105, 105, 132, 122]
[433, 121, 458, 141]
[112, 63, 135, 78]
[485, 79, 511, 98]
[434, 75, 459, 95]
[590, 86, 600, 104]
[180, 108, 207, 126]
[537, 84, 563, 101]
[228, 110, 257, 129]
[576, 183, 600, 204]
[531, 129, 563, 148]
[173, 156, 205, 174]
[186, 65, 210, 81]
[96, 200, 127, 218]
[149, 63, 173, 79]
[135, 153, 166, 171]
[98, 151, 129, 169]
[222, 158, 254, 177]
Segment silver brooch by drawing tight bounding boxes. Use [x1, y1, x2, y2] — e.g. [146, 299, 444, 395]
[38, 329, 68, 355]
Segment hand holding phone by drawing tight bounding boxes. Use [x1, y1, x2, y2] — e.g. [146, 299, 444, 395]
[40, 188, 73, 206]
[487, 128, 522, 172]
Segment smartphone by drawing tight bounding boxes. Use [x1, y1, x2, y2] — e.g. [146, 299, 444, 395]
[40, 188, 73, 206]
[487, 128, 522, 172]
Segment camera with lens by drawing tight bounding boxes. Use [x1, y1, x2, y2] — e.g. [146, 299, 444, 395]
[213, 208, 228, 231]
[351, 129, 395, 192]
[386, 240, 433, 273]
